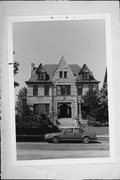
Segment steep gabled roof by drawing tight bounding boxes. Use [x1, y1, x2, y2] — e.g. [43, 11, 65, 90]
[79, 64, 91, 74]
[44, 64, 81, 79]
[26, 60, 100, 84]
[69, 64, 81, 78]
[78, 63, 95, 80]
[103, 68, 107, 88]
[51, 56, 73, 79]
[26, 64, 51, 84]
[44, 64, 57, 77]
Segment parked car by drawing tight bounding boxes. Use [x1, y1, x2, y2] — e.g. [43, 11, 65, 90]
[44, 127, 97, 144]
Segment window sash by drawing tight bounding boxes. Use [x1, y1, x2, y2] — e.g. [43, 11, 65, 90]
[78, 85, 82, 95]
[33, 85, 38, 96]
[33, 103, 49, 115]
[59, 71, 63, 78]
[64, 71, 67, 78]
[67, 86, 70, 95]
[45, 104, 49, 113]
[89, 85, 93, 91]
[57, 86, 61, 95]
[44, 85, 49, 96]
[57, 85, 71, 96]
[83, 73, 89, 80]
[61, 86, 66, 95]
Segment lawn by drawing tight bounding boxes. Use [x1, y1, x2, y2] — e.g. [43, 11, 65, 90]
[88, 126, 109, 136]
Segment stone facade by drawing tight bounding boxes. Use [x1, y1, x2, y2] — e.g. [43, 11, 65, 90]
[26, 57, 100, 122]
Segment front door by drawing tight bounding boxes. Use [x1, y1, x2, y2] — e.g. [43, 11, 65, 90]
[58, 103, 71, 119]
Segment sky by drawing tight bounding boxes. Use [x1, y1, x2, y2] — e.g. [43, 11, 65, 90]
[13, 19, 106, 95]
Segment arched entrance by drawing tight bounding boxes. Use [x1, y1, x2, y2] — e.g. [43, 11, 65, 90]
[58, 103, 71, 119]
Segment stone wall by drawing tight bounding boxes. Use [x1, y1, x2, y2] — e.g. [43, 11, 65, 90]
[51, 57, 78, 120]
[26, 57, 99, 121]
[27, 84, 53, 114]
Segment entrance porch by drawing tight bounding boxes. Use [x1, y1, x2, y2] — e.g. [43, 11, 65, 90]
[57, 103, 71, 119]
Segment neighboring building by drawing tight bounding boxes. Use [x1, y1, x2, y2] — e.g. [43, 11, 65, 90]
[26, 57, 100, 122]
[103, 68, 107, 89]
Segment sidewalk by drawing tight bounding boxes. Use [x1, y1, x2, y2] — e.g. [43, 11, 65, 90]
[97, 135, 109, 137]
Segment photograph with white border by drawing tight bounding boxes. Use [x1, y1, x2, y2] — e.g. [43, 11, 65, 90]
[7, 14, 115, 166]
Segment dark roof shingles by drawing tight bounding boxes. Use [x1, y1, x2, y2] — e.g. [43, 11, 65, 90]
[26, 64, 99, 83]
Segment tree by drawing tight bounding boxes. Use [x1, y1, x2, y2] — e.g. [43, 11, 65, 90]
[81, 89, 100, 121]
[15, 87, 31, 126]
[81, 88, 108, 123]
[97, 86, 108, 123]
[15, 87, 56, 128]
[14, 61, 19, 87]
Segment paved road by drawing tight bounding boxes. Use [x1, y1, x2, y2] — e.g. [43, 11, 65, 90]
[17, 137, 109, 160]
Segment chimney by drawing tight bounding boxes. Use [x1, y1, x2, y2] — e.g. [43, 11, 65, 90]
[31, 63, 36, 77]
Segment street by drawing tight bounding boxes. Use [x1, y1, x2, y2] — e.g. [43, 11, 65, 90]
[17, 136, 109, 160]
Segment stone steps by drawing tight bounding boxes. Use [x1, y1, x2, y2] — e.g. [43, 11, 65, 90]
[57, 118, 76, 127]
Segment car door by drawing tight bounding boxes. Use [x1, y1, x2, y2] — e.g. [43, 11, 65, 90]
[72, 128, 83, 140]
[62, 128, 74, 140]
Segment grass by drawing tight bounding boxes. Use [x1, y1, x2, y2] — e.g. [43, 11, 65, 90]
[88, 126, 109, 136]
[57, 118, 109, 136]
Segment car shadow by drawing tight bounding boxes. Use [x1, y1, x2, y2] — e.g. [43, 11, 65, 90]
[16, 136, 101, 144]
[59, 140, 101, 144]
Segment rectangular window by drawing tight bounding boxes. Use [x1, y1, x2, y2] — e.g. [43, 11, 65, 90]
[45, 104, 49, 114]
[64, 71, 67, 78]
[44, 85, 49, 96]
[57, 85, 71, 96]
[33, 103, 49, 115]
[67, 85, 70, 95]
[57, 86, 61, 96]
[78, 85, 83, 96]
[33, 85, 38, 96]
[59, 71, 63, 78]
[89, 85, 93, 91]
[83, 73, 89, 80]
[61, 86, 66, 95]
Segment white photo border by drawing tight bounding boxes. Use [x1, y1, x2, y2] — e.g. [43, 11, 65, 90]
[7, 14, 115, 166]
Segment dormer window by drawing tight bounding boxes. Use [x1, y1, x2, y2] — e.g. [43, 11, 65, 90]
[36, 63, 49, 80]
[37, 71, 49, 80]
[83, 73, 89, 80]
[38, 72, 43, 80]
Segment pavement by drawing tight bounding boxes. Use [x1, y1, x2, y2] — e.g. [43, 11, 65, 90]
[17, 137, 109, 160]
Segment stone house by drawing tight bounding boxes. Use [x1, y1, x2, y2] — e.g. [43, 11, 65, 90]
[26, 57, 100, 122]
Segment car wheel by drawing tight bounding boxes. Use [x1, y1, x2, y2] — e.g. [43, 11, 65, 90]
[52, 136, 60, 144]
[82, 136, 90, 144]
